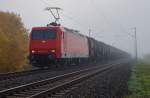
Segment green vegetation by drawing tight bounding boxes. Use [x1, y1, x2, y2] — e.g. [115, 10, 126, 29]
[128, 60, 150, 97]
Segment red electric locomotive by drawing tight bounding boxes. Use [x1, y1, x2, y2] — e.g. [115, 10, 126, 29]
[29, 7, 131, 67]
[29, 23, 89, 67]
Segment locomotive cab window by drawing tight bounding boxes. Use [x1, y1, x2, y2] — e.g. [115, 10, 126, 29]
[32, 29, 56, 40]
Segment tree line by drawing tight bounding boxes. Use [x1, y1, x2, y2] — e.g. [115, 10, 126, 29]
[0, 11, 28, 73]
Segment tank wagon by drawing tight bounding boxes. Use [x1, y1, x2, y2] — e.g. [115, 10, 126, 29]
[29, 23, 129, 67]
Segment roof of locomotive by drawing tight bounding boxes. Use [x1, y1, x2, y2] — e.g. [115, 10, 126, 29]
[31, 23, 87, 38]
[32, 26, 60, 30]
[31, 22, 62, 30]
[63, 27, 87, 38]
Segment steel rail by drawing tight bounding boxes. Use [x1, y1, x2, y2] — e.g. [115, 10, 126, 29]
[0, 68, 49, 81]
[0, 59, 130, 98]
[29, 65, 113, 98]
[0, 61, 122, 98]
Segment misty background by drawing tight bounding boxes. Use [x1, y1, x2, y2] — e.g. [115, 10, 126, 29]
[0, 0, 150, 58]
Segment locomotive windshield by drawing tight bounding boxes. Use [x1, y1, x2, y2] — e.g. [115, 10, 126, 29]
[31, 29, 56, 40]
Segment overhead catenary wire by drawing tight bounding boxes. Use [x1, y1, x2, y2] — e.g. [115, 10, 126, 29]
[39, 0, 91, 36]
[40, 0, 50, 6]
[40, 0, 129, 37]
[90, 0, 136, 53]
[39, 0, 81, 25]
[39, 0, 131, 39]
[89, 0, 113, 31]
[90, 0, 133, 39]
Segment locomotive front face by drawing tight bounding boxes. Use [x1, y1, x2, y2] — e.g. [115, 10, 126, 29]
[29, 27, 61, 65]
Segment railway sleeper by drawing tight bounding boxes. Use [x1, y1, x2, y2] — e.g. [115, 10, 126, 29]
[52, 94, 63, 98]
[32, 88, 48, 91]
[7, 94, 29, 97]
[51, 86, 78, 98]
[19, 92, 38, 95]
[7, 96, 25, 98]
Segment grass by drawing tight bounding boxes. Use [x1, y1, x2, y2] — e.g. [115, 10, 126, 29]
[127, 60, 150, 97]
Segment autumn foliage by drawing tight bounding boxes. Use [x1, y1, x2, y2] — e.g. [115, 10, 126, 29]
[0, 11, 28, 73]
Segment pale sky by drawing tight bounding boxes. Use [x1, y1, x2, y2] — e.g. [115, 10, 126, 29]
[0, 0, 150, 57]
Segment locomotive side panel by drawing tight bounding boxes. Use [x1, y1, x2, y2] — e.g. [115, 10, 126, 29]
[61, 30, 89, 58]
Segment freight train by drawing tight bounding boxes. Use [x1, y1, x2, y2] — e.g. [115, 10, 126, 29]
[29, 22, 129, 67]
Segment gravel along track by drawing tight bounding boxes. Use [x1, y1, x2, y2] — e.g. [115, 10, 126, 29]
[0, 68, 50, 81]
[0, 69, 40, 81]
[0, 61, 111, 91]
[51, 61, 132, 98]
[0, 59, 130, 98]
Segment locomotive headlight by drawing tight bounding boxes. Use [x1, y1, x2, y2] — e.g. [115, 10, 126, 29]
[31, 50, 36, 53]
[51, 49, 55, 53]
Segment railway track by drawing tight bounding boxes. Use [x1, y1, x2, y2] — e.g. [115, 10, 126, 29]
[0, 60, 127, 98]
[0, 68, 49, 81]
[0, 63, 102, 91]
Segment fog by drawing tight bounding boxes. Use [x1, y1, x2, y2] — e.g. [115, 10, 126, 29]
[0, 0, 150, 57]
